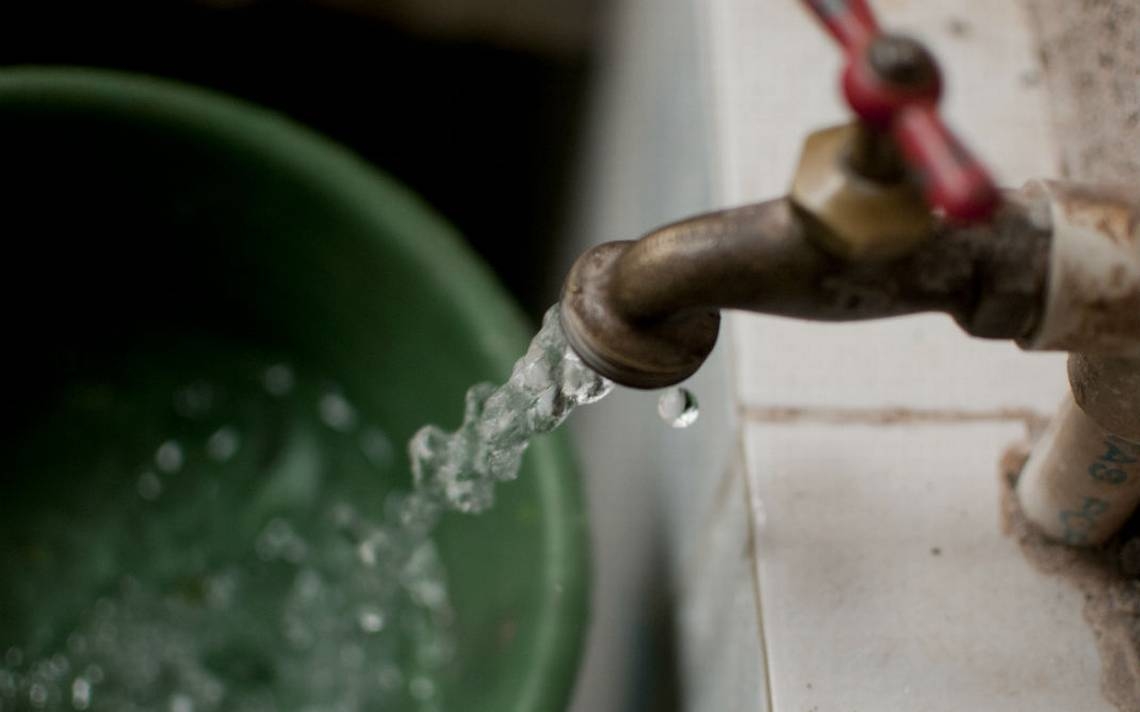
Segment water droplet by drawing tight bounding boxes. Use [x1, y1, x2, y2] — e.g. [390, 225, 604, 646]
[340, 644, 365, 668]
[71, 677, 92, 710]
[262, 363, 295, 396]
[66, 634, 87, 656]
[409, 578, 448, 611]
[172, 380, 215, 418]
[93, 599, 115, 619]
[205, 572, 238, 608]
[84, 666, 103, 685]
[200, 680, 223, 705]
[657, 387, 699, 428]
[256, 519, 306, 563]
[283, 618, 315, 651]
[377, 665, 403, 691]
[356, 531, 391, 567]
[137, 471, 162, 500]
[409, 676, 435, 701]
[48, 655, 68, 678]
[562, 348, 614, 405]
[169, 693, 194, 712]
[359, 427, 393, 468]
[206, 427, 240, 462]
[357, 607, 385, 634]
[295, 569, 323, 601]
[318, 392, 357, 432]
[521, 359, 552, 390]
[155, 440, 184, 474]
[29, 682, 47, 708]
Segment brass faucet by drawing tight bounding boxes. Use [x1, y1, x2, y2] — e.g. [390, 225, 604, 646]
[559, 186, 1049, 389]
[558, 0, 1140, 546]
[559, 19, 1040, 389]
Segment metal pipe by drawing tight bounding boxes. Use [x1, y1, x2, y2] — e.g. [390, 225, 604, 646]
[561, 175, 1140, 545]
[1016, 353, 1140, 546]
[560, 186, 1051, 389]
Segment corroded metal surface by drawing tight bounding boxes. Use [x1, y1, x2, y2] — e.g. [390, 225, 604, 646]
[559, 242, 719, 389]
[866, 34, 938, 88]
[1070, 354, 1140, 442]
[1023, 182, 1140, 355]
[560, 187, 1052, 388]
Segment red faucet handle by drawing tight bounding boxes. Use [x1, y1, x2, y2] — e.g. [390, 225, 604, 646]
[803, 0, 879, 51]
[892, 106, 999, 222]
[803, 1, 1000, 223]
[842, 40, 999, 222]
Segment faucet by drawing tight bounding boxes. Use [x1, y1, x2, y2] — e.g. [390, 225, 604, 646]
[559, 0, 1140, 546]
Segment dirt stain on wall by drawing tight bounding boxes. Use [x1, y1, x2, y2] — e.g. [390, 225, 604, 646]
[1002, 445, 1140, 711]
[1015, 1, 1140, 707]
[1023, 0, 1140, 185]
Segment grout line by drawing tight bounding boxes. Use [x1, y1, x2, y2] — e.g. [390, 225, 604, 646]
[735, 401, 1053, 712]
[736, 428, 777, 712]
[739, 403, 1051, 431]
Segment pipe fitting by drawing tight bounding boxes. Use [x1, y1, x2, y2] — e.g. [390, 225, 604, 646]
[999, 181, 1140, 545]
[1016, 393, 1140, 546]
[790, 123, 932, 260]
[1020, 181, 1140, 356]
[559, 187, 1050, 389]
[561, 175, 1140, 545]
[559, 241, 720, 390]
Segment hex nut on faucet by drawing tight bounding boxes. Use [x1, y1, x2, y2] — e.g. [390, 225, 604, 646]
[790, 123, 933, 260]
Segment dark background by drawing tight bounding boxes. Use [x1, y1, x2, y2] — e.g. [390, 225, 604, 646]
[0, 0, 595, 318]
[0, 4, 684, 709]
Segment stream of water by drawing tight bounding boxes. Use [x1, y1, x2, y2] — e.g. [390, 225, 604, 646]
[408, 305, 614, 516]
[0, 306, 616, 712]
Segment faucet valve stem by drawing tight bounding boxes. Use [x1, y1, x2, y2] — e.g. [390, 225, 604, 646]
[802, 0, 999, 225]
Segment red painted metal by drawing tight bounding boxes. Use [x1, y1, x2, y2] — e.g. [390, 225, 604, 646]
[801, 0, 998, 222]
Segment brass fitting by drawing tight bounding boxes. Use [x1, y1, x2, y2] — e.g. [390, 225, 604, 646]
[789, 123, 933, 260]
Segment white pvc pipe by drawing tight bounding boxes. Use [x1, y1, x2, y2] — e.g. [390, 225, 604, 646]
[1017, 181, 1140, 544]
[1017, 393, 1140, 545]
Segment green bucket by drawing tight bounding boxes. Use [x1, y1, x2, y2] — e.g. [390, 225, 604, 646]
[0, 68, 588, 711]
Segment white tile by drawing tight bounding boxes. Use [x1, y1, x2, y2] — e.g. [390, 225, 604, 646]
[707, 0, 1058, 206]
[677, 453, 770, 712]
[704, 0, 1068, 413]
[705, 0, 845, 204]
[881, 0, 1061, 185]
[742, 420, 1112, 712]
[729, 311, 1069, 413]
[562, 0, 722, 707]
[657, 343, 739, 574]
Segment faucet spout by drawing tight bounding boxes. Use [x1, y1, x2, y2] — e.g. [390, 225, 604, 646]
[560, 188, 1051, 389]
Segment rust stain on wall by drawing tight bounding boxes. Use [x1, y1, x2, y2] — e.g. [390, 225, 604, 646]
[1016, 1, 1140, 707]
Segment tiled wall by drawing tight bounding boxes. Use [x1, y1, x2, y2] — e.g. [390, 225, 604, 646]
[568, 0, 1124, 709]
[714, 0, 1115, 709]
